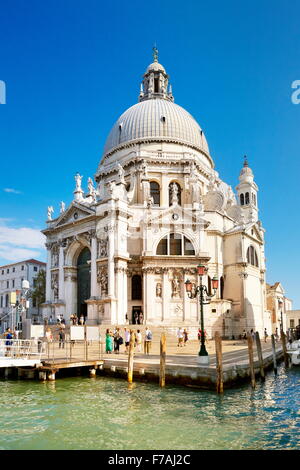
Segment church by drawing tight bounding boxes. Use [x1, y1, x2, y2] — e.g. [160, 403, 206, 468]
[42, 50, 271, 338]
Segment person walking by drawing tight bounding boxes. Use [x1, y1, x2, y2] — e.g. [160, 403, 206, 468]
[136, 329, 142, 352]
[144, 327, 152, 355]
[105, 329, 113, 354]
[124, 328, 131, 353]
[177, 327, 184, 347]
[183, 328, 189, 346]
[4, 328, 13, 356]
[264, 328, 268, 343]
[275, 327, 279, 342]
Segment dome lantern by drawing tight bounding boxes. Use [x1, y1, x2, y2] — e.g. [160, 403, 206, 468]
[139, 47, 174, 103]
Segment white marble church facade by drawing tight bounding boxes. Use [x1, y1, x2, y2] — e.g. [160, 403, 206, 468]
[42, 52, 270, 338]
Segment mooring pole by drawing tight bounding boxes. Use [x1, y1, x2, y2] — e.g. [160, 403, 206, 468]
[127, 331, 135, 383]
[255, 331, 265, 381]
[247, 333, 256, 389]
[281, 330, 289, 367]
[271, 334, 277, 375]
[159, 332, 166, 388]
[215, 331, 223, 393]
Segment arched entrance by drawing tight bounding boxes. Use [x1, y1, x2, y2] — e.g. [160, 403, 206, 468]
[77, 247, 91, 320]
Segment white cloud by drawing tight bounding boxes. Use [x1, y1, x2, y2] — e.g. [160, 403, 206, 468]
[3, 188, 22, 194]
[0, 222, 45, 264]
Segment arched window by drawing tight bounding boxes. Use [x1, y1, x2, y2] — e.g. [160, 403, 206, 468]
[156, 233, 195, 256]
[246, 246, 259, 267]
[240, 194, 245, 206]
[132, 275, 142, 300]
[169, 182, 182, 206]
[245, 192, 250, 205]
[150, 181, 160, 206]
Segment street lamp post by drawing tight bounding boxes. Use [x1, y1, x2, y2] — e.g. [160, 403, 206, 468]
[185, 264, 219, 365]
[278, 299, 284, 333]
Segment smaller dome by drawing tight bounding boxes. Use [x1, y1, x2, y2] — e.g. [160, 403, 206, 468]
[146, 62, 166, 73]
[239, 158, 254, 183]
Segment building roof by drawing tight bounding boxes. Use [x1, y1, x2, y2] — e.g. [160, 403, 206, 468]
[0, 259, 46, 269]
[103, 98, 209, 157]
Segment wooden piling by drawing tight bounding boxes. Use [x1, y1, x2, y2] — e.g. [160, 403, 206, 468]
[271, 334, 277, 374]
[255, 332, 265, 380]
[247, 333, 256, 389]
[215, 331, 223, 393]
[127, 331, 135, 384]
[159, 332, 166, 387]
[281, 330, 290, 367]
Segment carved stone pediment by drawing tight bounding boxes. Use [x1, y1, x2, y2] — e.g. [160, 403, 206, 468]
[54, 202, 95, 228]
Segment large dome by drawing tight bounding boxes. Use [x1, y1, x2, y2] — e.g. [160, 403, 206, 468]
[103, 98, 209, 157]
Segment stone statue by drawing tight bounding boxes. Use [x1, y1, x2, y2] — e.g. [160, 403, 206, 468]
[156, 283, 162, 297]
[60, 201, 65, 214]
[87, 177, 94, 195]
[141, 160, 148, 179]
[75, 173, 83, 191]
[98, 238, 108, 258]
[100, 273, 108, 295]
[117, 163, 125, 184]
[170, 182, 179, 205]
[47, 206, 54, 220]
[171, 277, 181, 297]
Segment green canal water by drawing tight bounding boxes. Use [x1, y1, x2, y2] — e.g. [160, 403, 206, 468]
[0, 365, 299, 450]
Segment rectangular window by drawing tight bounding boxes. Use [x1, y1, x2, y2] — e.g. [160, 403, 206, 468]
[12, 280, 15, 288]
[33, 266, 38, 272]
[170, 233, 182, 255]
[1, 270, 3, 275]
[21, 265, 24, 270]
[13, 267, 15, 272]
[7, 269, 9, 274]
[6, 281, 9, 288]
[290, 319, 295, 328]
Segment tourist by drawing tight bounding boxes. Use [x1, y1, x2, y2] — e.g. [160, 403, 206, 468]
[275, 328, 279, 342]
[105, 329, 113, 353]
[264, 328, 268, 343]
[134, 311, 139, 325]
[4, 328, 13, 356]
[139, 312, 144, 325]
[58, 327, 65, 349]
[114, 328, 121, 354]
[45, 327, 53, 342]
[124, 328, 130, 353]
[144, 327, 152, 354]
[197, 328, 201, 342]
[250, 329, 255, 341]
[242, 329, 247, 341]
[136, 329, 142, 352]
[177, 327, 184, 347]
[80, 315, 84, 325]
[183, 328, 188, 346]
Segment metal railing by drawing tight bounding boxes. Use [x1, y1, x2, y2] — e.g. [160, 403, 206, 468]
[44, 339, 104, 364]
[0, 339, 43, 360]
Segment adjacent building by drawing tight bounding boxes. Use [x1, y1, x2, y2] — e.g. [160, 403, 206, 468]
[0, 258, 46, 331]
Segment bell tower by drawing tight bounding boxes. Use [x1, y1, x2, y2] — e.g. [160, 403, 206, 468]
[236, 156, 259, 223]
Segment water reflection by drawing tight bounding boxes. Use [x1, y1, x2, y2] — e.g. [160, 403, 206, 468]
[0, 365, 299, 450]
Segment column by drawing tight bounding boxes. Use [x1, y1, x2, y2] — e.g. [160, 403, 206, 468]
[45, 243, 52, 302]
[58, 243, 64, 301]
[90, 236, 97, 297]
[162, 270, 168, 322]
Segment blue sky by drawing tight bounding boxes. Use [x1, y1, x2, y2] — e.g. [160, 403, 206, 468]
[0, 0, 299, 306]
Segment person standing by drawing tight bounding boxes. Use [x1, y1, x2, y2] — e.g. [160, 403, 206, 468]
[105, 329, 113, 354]
[183, 328, 188, 346]
[124, 328, 131, 353]
[264, 328, 268, 343]
[177, 327, 184, 347]
[144, 327, 152, 355]
[136, 329, 142, 352]
[275, 327, 279, 342]
[114, 328, 121, 354]
[58, 327, 65, 349]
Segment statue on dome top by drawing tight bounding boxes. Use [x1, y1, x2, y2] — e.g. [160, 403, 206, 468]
[153, 45, 158, 62]
[47, 206, 54, 220]
[75, 173, 83, 191]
